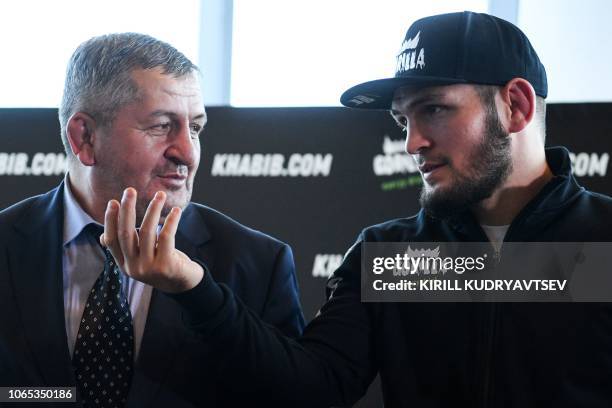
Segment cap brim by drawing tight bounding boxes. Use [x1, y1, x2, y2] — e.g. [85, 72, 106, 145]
[340, 76, 468, 110]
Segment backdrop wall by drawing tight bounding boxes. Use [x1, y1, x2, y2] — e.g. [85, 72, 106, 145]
[0, 105, 610, 320]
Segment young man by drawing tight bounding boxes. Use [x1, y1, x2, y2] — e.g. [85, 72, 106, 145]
[0, 33, 304, 407]
[96, 12, 612, 408]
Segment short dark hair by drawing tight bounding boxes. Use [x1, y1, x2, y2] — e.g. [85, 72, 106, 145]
[58, 33, 199, 158]
[474, 84, 547, 143]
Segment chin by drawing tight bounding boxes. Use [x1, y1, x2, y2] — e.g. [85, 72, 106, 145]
[165, 191, 191, 209]
[423, 183, 444, 196]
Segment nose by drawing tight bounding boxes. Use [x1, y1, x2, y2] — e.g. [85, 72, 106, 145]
[404, 121, 432, 155]
[164, 121, 199, 167]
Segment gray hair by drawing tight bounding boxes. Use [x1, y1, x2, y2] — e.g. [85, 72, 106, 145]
[58, 32, 199, 158]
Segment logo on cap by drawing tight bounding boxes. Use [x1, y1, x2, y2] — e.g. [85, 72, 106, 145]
[396, 31, 425, 74]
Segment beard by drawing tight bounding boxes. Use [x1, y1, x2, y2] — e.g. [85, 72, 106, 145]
[95, 162, 193, 226]
[133, 181, 193, 225]
[419, 107, 513, 219]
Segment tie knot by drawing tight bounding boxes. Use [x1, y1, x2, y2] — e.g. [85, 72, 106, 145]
[83, 223, 104, 248]
[84, 222, 104, 240]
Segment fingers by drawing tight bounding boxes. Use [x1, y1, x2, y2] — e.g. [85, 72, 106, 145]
[103, 199, 124, 265]
[117, 187, 139, 259]
[139, 191, 166, 260]
[157, 206, 181, 256]
[101, 188, 183, 288]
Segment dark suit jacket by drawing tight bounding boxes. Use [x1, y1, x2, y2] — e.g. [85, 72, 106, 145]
[0, 184, 305, 407]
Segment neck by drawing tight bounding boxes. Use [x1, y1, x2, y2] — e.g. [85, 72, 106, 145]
[67, 170, 107, 224]
[472, 148, 553, 226]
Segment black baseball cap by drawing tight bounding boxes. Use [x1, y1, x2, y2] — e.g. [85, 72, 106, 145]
[340, 11, 547, 109]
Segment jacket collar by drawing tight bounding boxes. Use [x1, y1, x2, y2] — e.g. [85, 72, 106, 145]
[440, 146, 584, 240]
[176, 202, 211, 248]
[10, 183, 213, 395]
[14, 182, 65, 236]
[14, 183, 213, 248]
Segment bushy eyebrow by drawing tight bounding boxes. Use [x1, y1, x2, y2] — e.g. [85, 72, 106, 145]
[391, 93, 446, 115]
[191, 113, 207, 124]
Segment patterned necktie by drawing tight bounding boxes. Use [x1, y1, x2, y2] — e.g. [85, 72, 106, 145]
[72, 224, 134, 408]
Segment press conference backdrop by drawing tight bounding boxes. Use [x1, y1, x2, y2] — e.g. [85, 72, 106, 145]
[0, 105, 611, 320]
[0, 105, 610, 408]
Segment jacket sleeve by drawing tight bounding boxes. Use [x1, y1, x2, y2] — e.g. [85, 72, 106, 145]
[260, 243, 305, 338]
[170, 237, 377, 407]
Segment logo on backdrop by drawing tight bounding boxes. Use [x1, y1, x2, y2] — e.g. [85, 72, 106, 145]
[210, 153, 333, 177]
[312, 254, 343, 278]
[569, 152, 609, 177]
[373, 136, 418, 176]
[0, 152, 67, 176]
[373, 135, 421, 191]
[396, 31, 425, 74]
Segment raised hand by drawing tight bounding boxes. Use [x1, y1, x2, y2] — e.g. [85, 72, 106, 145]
[100, 187, 204, 293]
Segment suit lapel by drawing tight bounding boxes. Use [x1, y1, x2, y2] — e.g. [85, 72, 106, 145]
[9, 190, 215, 403]
[128, 204, 211, 407]
[174, 204, 214, 269]
[10, 184, 75, 386]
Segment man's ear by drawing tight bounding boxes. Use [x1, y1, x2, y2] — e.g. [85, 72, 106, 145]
[66, 112, 98, 166]
[499, 78, 536, 134]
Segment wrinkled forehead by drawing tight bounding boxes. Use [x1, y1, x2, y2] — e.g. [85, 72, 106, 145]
[125, 68, 206, 121]
[131, 68, 203, 105]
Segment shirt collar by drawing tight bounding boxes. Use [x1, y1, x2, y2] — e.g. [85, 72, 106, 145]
[63, 174, 101, 247]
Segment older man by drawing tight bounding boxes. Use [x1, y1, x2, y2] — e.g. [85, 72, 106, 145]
[84, 12, 612, 408]
[0, 33, 304, 407]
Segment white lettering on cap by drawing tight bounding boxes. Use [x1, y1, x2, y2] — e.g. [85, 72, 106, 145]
[396, 31, 425, 74]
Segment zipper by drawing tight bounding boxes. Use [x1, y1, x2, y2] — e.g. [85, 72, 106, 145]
[478, 217, 523, 407]
[481, 299, 498, 407]
[468, 170, 557, 406]
[480, 243, 499, 408]
[451, 206, 532, 407]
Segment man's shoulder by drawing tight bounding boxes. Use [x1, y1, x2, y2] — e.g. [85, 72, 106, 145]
[360, 211, 427, 242]
[186, 202, 288, 250]
[579, 188, 612, 208]
[565, 188, 612, 233]
[0, 192, 56, 248]
[0, 191, 55, 230]
[564, 187, 612, 220]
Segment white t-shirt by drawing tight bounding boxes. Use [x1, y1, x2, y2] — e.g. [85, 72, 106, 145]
[480, 224, 510, 253]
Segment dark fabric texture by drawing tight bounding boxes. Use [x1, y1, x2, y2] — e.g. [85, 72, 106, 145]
[173, 147, 612, 408]
[0, 183, 305, 408]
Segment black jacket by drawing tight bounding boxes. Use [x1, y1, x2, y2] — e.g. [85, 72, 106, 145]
[0, 183, 304, 407]
[175, 146, 612, 408]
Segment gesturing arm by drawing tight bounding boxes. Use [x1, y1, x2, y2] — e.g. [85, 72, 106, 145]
[102, 187, 377, 407]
